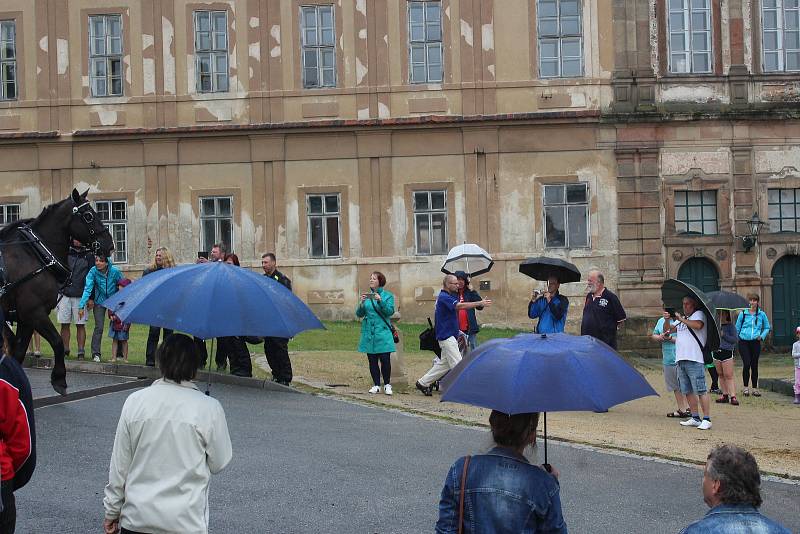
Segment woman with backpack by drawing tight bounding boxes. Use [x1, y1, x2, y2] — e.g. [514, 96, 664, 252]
[356, 271, 396, 396]
[735, 294, 771, 397]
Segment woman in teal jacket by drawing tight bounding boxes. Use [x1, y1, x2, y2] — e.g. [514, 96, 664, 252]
[78, 256, 123, 362]
[735, 294, 771, 397]
[356, 271, 396, 395]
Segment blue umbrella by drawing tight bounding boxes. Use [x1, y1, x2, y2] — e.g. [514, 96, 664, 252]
[101, 262, 324, 339]
[440, 333, 658, 463]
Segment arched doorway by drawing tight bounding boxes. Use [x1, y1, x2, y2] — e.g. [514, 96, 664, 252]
[677, 257, 720, 294]
[771, 255, 800, 347]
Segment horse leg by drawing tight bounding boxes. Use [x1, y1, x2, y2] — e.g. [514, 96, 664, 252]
[35, 318, 68, 395]
[12, 323, 33, 365]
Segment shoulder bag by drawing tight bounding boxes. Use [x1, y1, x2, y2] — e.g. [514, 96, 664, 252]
[458, 455, 471, 534]
[370, 298, 399, 344]
[686, 324, 714, 366]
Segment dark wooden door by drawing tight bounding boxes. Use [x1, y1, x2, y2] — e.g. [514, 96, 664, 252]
[771, 255, 800, 347]
[677, 258, 720, 294]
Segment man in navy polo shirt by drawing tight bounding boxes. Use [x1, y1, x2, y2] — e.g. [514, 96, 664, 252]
[580, 269, 626, 349]
[416, 274, 491, 396]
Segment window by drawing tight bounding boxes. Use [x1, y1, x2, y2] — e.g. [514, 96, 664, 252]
[0, 21, 16, 100]
[408, 1, 443, 83]
[674, 190, 717, 235]
[301, 5, 336, 88]
[200, 197, 233, 254]
[89, 15, 123, 97]
[537, 0, 583, 78]
[413, 190, 447, 254]
[307, 194, 341, 258]
[95, 200, 128, 263]
[768, 188, 800, 232]
[543, 183, 589, 248]
[194, 11, 229, 92]
[0, 203, 20, 227]
[762, 0, 800, 72]
[668, 0, 712, 73]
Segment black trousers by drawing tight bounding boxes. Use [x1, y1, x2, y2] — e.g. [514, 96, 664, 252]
[216, 337, 253, 377]
[367, 352, 391, 386]
[739, 339, 762, 388]
[0, 481, 15, 534]
[707, 366, 719, 390]
[145, 326, 173, 366]
[264, 337, 291, 383]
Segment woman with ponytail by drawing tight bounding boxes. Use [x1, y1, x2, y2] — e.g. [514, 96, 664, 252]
[735, 294, 771, 397]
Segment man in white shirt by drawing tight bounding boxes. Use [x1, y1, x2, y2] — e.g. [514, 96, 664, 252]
[663, 296, 712, 430]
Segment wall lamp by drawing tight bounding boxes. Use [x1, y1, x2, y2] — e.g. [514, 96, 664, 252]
[741, 212, 764, 253]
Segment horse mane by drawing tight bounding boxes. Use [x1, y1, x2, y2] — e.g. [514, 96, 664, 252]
[0, 198, 69, 240]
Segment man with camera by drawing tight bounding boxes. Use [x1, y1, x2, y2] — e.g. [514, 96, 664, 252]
[527, 276, 569, 334]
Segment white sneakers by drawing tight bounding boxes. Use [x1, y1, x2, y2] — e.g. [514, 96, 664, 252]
[680, 417, 712, 430]
[92, 354, 101, 362]
[697, 419, 712, 430]
[368, 385, 381, 394]
[384, 384, 393, 396]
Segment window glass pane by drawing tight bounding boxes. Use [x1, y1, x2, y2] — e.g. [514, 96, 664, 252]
[787, 11, 799, 30]
[676, 221, 688, 233]
[540, 40, 558, 59]
[562, 38, 581, 57]
[763, 31, 779, 51]
[415, 214, 430, 254]
[539, 19, 559, 37]
[788, 53, 800, 71]
[197, 32, 211, 51]
[214, 32, 226, 50]
[763, 52, 779, 71]
[411, 65, 426, 82]
[687, 191, 701, 205]
[219, 218, 232, 251]
[561, 0, 580, 16]
[324, 194, 339, 213]
[304, 68, 319, 87]
[431, 191, 445, 210]
[201, 198, 216, 216]
[96, 201, 110, 220]
[409, 3, 424, 24]
[109, 17, 121, 38]
[197, 12, 211, 31]
[93, 78, 107, 97]
[691, 32, 708, 51]
[693, 53, 710, 72]
[202, 219, 216, 252]
[414, 191, 429, 211]
[538, 0, 558, 17]
[321, 6, 333, 28]
[568, 205, 588, 247]
[763, 11, 778, 29]
[322, 68, 335, 86]
[304, 50, 318, 68]
[688, 206, 702, 220]
[212, 12, 227, 32]
[540, 59, 558, 77]
[688, 221, 702, 233]
[544, 206, 566, 247]
[702, 190, 715, 204]
[669, 13, 685, 31]
[431, 213, 447, 254]
[705, 221, 717, 234]
[308, 195, 323, 214]
[691, 12, 708, 30]
[428, 63, 443, 82]
[561, 17, 580, 35]
[411, 44, 425, 63]
[321, 28, 334, 46]
[322, 48, 335, 68]
[216, 73, 228, 92]
[768, 189, 779, 203]
[110, 58, 122, 77]
[426, 2, 441, 23]
[566, 183, 587, 203]
[426, 21, 442, 41]
[562, 58, 582, 76]
[543, 185, 564, 205]
[326, 217, 340, 257]
[675, 207, 687, 221]
[217, 197, 231, 216]
[410, 23, 425, 42]
[781, 203, 795, 218]
[671, 33, 686, 51]
[214, 54, 227, 73]
[675, 192, 687, 207]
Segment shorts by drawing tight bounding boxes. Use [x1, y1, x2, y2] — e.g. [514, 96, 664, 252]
[677, 360, 707, 395]
[108, 329, 129, 341]
[56, 296, 87, 325]
[663, 364, 680, 392]
[712, 349, 734, 362]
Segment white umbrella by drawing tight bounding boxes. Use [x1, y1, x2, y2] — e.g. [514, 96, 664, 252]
[441, 244, 494, 277]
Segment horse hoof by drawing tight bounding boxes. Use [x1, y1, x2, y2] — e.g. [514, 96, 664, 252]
[51, 383, 68, 396]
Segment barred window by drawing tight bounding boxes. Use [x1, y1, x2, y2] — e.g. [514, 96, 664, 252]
[762, 0, 800, 72]
[0, 203, 20, 227]
[200, 197, 233, 255]
[414, 190, 447, 255]
[95, 200, 128, 263]
[668, 0, 713, 73]
[675, 190, 717, 235]
[301, 5, 336, 88]
[768, 188, 800, 232]
[543, 183, 589, 248]
[307, 194, 341, 258]
[89, 15, 123, 97]
[537, 0, 583, 78]
[0, 21, 16, 100]
[194, 10, 229, 92]
[408, 1, 443, 83]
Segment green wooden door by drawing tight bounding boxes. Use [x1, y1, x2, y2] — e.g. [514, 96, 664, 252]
[771, 255, 800, 347]
[677, 258, 720, 294]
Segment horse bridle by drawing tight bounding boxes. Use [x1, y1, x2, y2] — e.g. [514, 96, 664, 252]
[71, 200, 104, 253]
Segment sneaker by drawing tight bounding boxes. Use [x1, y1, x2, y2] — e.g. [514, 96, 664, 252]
[730, 396, 739, 406]
[752, 389, 761, 397]
[368, 385, 381, 394]
[743, 388, 750, 397]
[92, 354, 101, 362]
[415, 381, 433, 397]
[680, 417, 702, 427]
[384, 384, 393, 395]
[710, 387, 721, 395]
[715, 395, 729, 404]
[697, 419, 712, 430]
[77, 351, 85, 360]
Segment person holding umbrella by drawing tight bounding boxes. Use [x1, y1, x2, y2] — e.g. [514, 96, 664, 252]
[528, 276, 569, 334]
[453, 271, 483, 350]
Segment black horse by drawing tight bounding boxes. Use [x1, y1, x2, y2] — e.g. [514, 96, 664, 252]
[0, 189, 114, 395]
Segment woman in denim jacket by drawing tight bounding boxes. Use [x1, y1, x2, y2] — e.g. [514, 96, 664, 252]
[436, 411, 567, 533]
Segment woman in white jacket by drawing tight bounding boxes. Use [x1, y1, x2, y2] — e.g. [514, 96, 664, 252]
[103, 334, 233, 534]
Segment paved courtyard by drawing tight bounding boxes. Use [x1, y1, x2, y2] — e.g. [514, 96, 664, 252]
[17, 370, 800, 533]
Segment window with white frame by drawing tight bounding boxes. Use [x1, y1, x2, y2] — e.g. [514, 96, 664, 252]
[0, 203, 20, 227]
[413, 190, 447, 255]
[762, 0, 800, 72]
[200, 197, 233, 255]
[95, 200, 128, 263]
[668, 0, 712, 73]
[768, 188, 800, 232]
[89, 15, 123, 97]
[674, 190, 717, 235]
[408, 1, 443, 83]
[194, 10, 229, 92]
[301, 5, 336, 88]
[0, 20, 16, 100]
[537, 0, 583, 78]
[307, 194, 341, 258]
[543, 183, 589, 248]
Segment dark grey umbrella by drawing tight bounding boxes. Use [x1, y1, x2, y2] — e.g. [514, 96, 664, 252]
[660, 279, 720, 352]
[519, 257, 581, 283]
[706, 290, 749, 310]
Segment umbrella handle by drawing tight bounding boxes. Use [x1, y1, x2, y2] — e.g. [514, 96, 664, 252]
[543, 412, 548, 467]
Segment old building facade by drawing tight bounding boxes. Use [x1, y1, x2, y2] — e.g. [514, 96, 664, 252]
[0, 1, 798, 346]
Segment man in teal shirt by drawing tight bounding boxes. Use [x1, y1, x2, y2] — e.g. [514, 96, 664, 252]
[653, 311, 689, 418]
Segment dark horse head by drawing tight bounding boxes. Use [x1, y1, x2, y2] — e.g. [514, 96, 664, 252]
[66, 188, 115, 257]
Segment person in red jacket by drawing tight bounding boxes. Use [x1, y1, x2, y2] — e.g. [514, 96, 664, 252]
[0, 349, 36, 534]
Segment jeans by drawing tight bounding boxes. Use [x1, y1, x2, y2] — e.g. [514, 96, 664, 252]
[467, 333, 478, 351]
[145, 326, 173, 366]
[0, 481, 14, 534]
[90, 305, 106, 356]
[739, 339, 762, 388]
[677, 360, 707, 395]
[367, 353, 391, 386]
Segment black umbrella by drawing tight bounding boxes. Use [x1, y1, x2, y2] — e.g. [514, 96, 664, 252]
[519, 257, 581, 283]
[706, 290, 749, 310]
[660, 279, 720, 352]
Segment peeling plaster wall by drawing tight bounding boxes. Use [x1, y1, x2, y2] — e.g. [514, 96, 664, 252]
[661, 148, 732, 176]
[755, 147, 800, 174]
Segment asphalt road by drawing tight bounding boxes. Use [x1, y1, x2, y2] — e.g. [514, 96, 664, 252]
[16, 371, 800, 533]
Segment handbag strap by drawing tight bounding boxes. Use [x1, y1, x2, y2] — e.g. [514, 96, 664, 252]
[458, 455, 471, 534]
[369, 297, 394, 332]
[686, 322, 705, 351]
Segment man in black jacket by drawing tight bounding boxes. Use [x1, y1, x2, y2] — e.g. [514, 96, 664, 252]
[261, 253, 293, 385]
[56, 239, 95, 359]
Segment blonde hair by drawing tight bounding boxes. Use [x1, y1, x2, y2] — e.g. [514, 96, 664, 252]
[149, 246, 176, 271]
